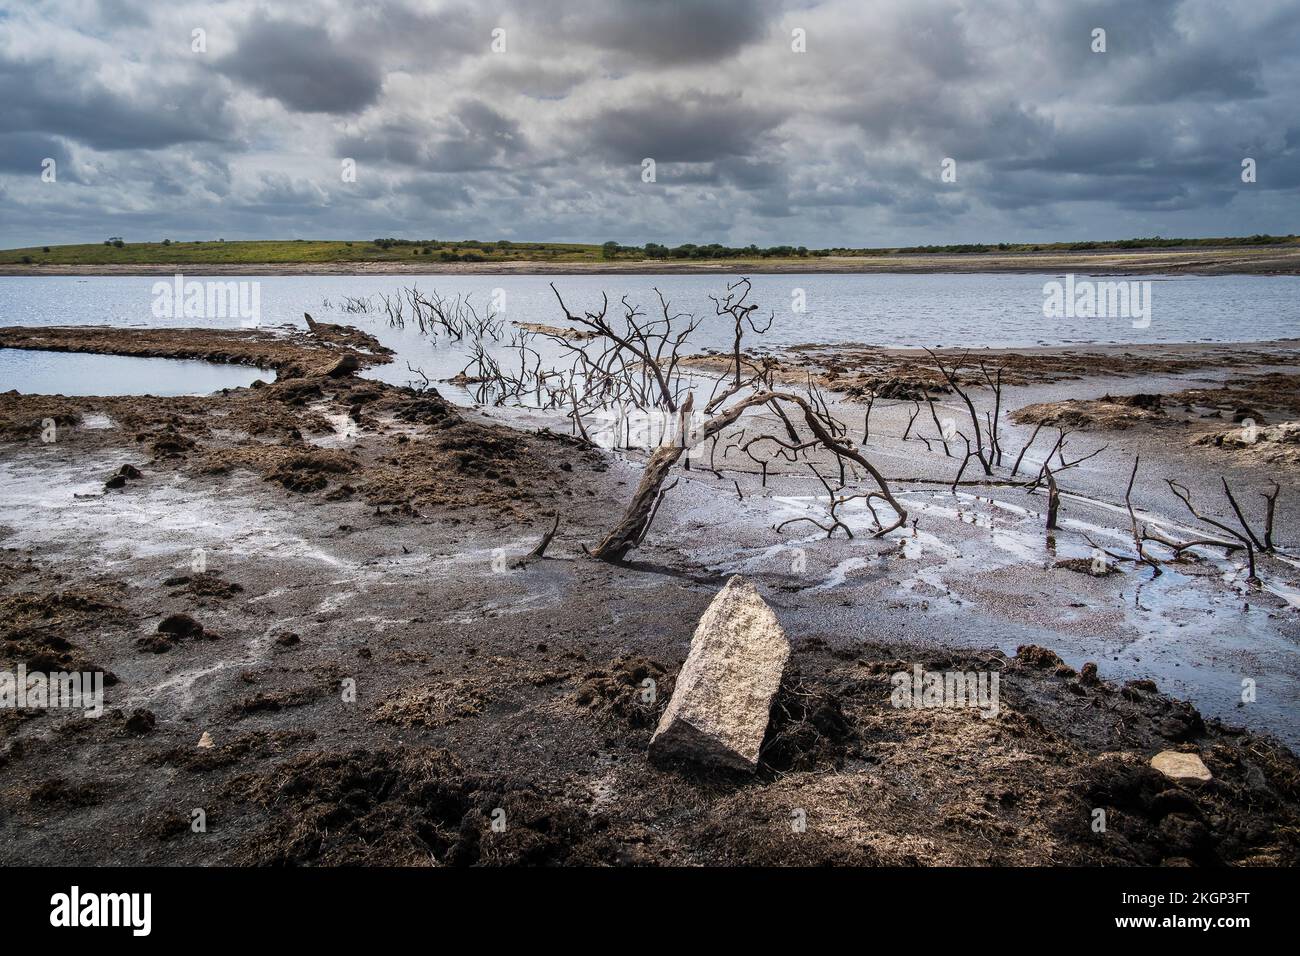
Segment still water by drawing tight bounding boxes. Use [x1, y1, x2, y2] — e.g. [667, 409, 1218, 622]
[1, 272, 1297, 394]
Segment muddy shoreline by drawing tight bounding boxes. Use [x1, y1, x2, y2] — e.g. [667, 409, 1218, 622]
[2, 325, 1298, 866]
[4, 244, 1300, 277]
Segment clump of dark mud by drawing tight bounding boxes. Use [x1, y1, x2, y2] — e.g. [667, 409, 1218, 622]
[575, 656, 673, 732]
[163, 572, 244, 600]
[759, 670, 852, 772]
[0, 590, 121, 676]
[137, 612, 213, 653]
[265, 449, 358, 493]
[1054, 557, 1122, 577]
[228, 748, 621, 866]
[372, 679, 490, 728]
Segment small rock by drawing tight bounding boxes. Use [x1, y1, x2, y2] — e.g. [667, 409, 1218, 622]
[197, 731, 214, 749]
[104, 474, 126, 490]
[322, 353, 360, 378]
[649, 575, 790, 772]
[1150, 750, 1212, 783]
[118, 464, 142, 478]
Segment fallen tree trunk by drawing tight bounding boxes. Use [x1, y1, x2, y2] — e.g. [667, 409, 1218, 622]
[591, 443, 688, 560]
[591, 394, 694, 560]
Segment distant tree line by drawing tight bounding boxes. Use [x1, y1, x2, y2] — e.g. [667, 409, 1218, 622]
[603, 235, 1299, 259]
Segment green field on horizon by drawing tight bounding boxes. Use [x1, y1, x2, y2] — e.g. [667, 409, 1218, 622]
[1, 234, 1296, 266]
[0, 238, 605, 266]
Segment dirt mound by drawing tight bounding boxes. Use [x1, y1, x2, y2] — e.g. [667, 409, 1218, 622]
[1195, 420, 1300, 463]
[575, 656, 673, 732]
[0, 590, 121, 675]
[266, 449, 359, 493]
[844, 374, 951, 401]
[162, 572, 244, 600]
[137, 612, 215, 653]
[229, 748, 619, 866]
[1013, 394, 1168, 430]
[372, 679, 490, 728]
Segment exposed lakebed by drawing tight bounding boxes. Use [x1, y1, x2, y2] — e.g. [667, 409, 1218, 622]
[0, 312, 1297, 865]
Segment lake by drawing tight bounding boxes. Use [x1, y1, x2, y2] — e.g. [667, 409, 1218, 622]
[2, 272, 1298, 395]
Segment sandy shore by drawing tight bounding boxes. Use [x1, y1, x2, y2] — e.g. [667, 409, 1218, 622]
[3, 245, 1300, 277]
[2, 326, 1298, 865]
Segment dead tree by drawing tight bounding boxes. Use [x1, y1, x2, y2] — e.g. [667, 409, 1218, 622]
[711, 279, 773, 387]
[489, 280, 911, 562]
[1164, 477, 1282, 582]
[1045, 467, 1059, 530]
[924, 349, 993, 476]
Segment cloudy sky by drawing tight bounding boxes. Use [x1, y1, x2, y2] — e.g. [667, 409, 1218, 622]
[1, 0, 1298, 248]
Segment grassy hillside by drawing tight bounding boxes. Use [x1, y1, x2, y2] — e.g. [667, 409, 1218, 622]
[1, 234, 1297, 266]
[0, 238, 604, 266]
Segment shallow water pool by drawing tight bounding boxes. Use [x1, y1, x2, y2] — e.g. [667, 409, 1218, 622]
[0, 348, 275, 396]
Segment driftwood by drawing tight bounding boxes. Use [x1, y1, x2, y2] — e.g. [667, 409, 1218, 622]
[512, 513, 560, 568]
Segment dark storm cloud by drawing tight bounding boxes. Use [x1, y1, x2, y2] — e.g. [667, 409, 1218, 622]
[554, 0, 775, 65]
[1050, 0, 1269, 103]
[0, 133, 75, 177]
[336, 100, 527, 172]
[214, 14, 384, 114]
[589, 92, 784, 163]
[1, 0, 1299, 247]
[0, 55, 235, 150]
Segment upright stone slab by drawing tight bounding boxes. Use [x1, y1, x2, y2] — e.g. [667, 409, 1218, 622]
[650, 575, 790, 772]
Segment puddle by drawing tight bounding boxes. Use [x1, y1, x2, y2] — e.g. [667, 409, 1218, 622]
[0, 348, 275, 396]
